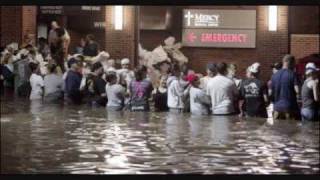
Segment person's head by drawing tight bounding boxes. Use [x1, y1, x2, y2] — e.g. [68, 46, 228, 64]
[51, 21, 59, 29]
[80, 38, 86, 47]
[159, 75, 168, 88]
[91, 61, 104, 76]
[227, 63, 237, 77]
[246, 62, 261, 78]
[29, 49, 36, 58]
[171, 63, 181, 77]
[134, 65, 147, 81]
[29, 62, 39, 73]
[47, 63, 58, 74]
[106, 72, 118, 84]
[121, 58, 130, 69]
[181, 63, 189, 76]
[216, 62, 228, 75]
[86, 34, 95, 42]
[107, 59, 115, 67]
[206, 63, 217, 77]
[305, 62, 319, 79]
[68, 58, 82, 71]
[271, 62, 282, 74]
[282, 54, 295, 70]
[159, 61, 171, 74]
[188, 74, 200, 88]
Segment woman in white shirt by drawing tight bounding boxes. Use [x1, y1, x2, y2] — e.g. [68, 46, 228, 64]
[105, 73, 126, 111]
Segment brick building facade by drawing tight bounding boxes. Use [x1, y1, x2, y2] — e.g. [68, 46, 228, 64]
[0, 5, 319, 81]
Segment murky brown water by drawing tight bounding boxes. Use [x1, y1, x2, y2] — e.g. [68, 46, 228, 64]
[1, 95, 319, 174]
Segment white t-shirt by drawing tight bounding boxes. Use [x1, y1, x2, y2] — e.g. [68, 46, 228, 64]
[30, 73, 44, 100]
[44, 74, 63, 96]
[106, 83, 125, 107]
[206, 75, 238, 114]
[167, 76, 189, 109]
[190, 87, 210, 115]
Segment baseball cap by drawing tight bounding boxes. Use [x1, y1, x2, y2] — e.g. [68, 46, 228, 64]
[305, 62, 319, 75]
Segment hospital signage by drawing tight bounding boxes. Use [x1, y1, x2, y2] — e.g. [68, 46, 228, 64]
[182, 9, 256, 48]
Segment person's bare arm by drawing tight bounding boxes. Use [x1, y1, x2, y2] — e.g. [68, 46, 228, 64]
[295, 85, 300, 99]
[313, 81, 319, 102]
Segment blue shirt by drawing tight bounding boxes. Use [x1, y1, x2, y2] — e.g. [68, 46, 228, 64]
[271, 69, 299, 112]
[65, 70, 82, 103]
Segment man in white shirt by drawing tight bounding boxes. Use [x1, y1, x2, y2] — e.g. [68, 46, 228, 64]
[29, 62, 44, 100]
[206, 62, 238, 115]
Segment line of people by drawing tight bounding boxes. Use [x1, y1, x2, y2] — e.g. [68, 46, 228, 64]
[1, 40, 319, 121]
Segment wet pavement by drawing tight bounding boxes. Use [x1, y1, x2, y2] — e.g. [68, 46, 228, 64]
[1, 95, 319, 174]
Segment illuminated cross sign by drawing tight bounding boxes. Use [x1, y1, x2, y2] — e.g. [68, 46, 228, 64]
[184, 10, 219, 27]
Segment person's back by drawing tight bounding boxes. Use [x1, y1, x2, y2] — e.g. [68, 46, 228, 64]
[301, 78, 316, 109]
[29, 63, 44, 100]
[167, 76, 185, 110]
[30, 73, 44, 100]
[240, 78, 267, 117]
[44, 73, 63, 101]
[190, 86, 210, 115]
[271, 69, 298, 113]
[65, 70, 82, 104]
[129, 79, 153, 111]
[106, 83, 125, 110]
[207, 74, 237, 115]
[14, 57, 32, 96]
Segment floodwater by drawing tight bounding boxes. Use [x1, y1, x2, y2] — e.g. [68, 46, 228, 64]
[1, 95, 319, 174]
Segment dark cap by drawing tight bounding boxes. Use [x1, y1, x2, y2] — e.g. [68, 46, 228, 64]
[67, 58, 80, 68]
[271, 62, 282, 70]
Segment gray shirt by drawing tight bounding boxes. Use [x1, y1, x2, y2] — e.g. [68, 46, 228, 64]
[44, 74, 63, 96]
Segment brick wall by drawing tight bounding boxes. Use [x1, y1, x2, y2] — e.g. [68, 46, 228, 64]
[105, 6, 137, 67]
[0, 6, 37, 47]
[290, 34, 320, 60]
[22, 6, 37, 45]
[140, 6, 289, 81]
[0, 6, 22, 46]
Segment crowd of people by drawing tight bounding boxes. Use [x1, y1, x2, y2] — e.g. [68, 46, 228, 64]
[0, 22, 319, 121]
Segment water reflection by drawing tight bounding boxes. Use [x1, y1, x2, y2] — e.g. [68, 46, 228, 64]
[1, 96, 319, 174]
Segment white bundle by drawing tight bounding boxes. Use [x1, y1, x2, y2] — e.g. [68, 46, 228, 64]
[163, 36, 188, 64]
[91, 51, 110, 63]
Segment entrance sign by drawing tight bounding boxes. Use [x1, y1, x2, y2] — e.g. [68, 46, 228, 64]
[182, 9, 256, 48]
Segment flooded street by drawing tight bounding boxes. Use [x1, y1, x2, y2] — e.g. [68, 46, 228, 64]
[1, 95, 319, 174]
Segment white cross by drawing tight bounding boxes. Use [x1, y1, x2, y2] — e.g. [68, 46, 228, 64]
[184, 11, 194, 26]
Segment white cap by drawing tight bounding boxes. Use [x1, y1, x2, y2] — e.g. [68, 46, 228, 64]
[305, 62, 319, 75]
[121, 58, 130, 65]
[248, 62, 260, 73]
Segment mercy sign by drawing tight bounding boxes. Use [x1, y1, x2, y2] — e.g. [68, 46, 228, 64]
[182, 9, 256, 48]
[184, 10, 219, 27]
